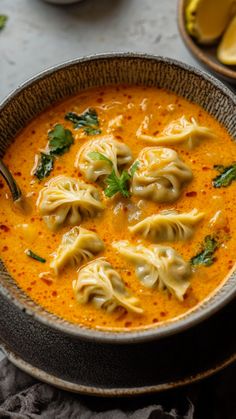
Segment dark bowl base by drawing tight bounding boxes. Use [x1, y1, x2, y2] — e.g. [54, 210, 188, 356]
[1, 341, 236, 397]
[0, 289, 235, 396]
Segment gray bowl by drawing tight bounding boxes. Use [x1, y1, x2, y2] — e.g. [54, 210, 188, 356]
[0, 54, 236, 395]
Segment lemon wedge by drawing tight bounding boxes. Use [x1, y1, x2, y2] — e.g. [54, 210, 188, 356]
[186, 0, 236, 44]
[218, 14, 236, 65]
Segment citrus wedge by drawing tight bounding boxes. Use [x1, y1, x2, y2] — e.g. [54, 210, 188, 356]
[218, 14, 236, 65]
[186, 0, 236, 44]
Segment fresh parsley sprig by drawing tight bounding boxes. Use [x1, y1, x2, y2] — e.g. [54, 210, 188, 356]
[65, 108, 101, 136]
[212, 163, 236, 188]
[190, 235, 218, 267]
[88, 151, 139, 198]
[34, 124, 74, 180]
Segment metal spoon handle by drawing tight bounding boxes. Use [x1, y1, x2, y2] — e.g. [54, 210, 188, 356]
[0, 159, 22, 201]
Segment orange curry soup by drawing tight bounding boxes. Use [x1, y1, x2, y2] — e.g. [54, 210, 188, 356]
[0, 85, 235, 331]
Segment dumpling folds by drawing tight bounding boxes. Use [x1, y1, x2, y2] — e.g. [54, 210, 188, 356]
[75, 135, 132, 181]
[50, 227, 104, 275]
[113, 241, 191, 301]
[137, 115, 215, 148]
[131, 147, 192, 202]
[37, 175, 104, 230]
[129, 209, 204, 242]
[73, 258, 143, 314]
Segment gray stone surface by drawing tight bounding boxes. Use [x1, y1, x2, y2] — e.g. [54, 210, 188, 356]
[0, 0, 199, 102]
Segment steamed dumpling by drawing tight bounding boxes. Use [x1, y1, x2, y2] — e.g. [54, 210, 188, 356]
[129, 209, 204, 242]
[73, 258, 143, 314]
[37, 175, 104, 230]
[113, 241, 191, 301]
[75, 135, 133, 181]
[50, 227, 104, 275]
[131, 147, 192, 202]
[137, 115, 215, 148]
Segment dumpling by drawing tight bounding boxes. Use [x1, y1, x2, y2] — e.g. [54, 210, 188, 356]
[129, 209, 204, 242]
[37, 175, 104, 230]
[75, 135, 133, 182]
[113, 241, 191, 301]
[72, 258, 143, 314]
[131, 147, 192, 202]
[137, 115, 215, 148]
[50, 227, 104, 275]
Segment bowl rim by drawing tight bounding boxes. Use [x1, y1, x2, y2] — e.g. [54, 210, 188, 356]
[177, 0, 236, 81]
[1, 52, 236, 344]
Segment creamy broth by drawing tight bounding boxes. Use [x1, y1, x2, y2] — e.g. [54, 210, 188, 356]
[0, 85, 236, 331]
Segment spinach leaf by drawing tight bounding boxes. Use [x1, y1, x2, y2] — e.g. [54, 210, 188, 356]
[65, 108, 101, 135]
[191, 235, 218, 267]
[213, 163, 236, 188]
[34, 153, 54, 180]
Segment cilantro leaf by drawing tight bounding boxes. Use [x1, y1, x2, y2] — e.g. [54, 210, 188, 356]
[129, 161, 139, 177]
[88, 152, 138, 198]
[65, 108, 101, 135]
[34, 153, 54, 180]
[105, 169, 131, 198]
[191, 235, 218, 267]
[0, 15, 7, 30]
[88, 151, 113, 166]
[213, 163, 236, 188]
[48, 124, 74, 155]
[25, 249, 46, 263]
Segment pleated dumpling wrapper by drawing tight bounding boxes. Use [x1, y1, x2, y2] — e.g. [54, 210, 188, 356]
[50, 227, 104, 275]
[113, 241, 191, 301]
[131, 147, 193, 203]
[75, 135, 132, 182]
[37, 175, 104, 230]
[129, 209, 204, 242]
[73, 258, 143, 314]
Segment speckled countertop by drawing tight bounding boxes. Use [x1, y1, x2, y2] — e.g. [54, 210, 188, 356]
[0, 0, 200, 101]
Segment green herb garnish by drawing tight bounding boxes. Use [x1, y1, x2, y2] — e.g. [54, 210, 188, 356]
[34, 153, 55, 180]
[88, 151, 113, 166]
[0, 15, 7, 30]
[65, 108, 101, 136]
[48, 124, 74, 155]
[34, 124, 74, 180]
[191, 235, 218, 267]
[129, 161, 140, 177]
[212, 163, 236, 188]
[105, 169, 131, 198]
[26, 249, 46, 263]
[89, 152, 139, 198]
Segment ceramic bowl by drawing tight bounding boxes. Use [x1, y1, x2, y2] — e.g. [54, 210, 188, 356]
[0, 54, 236, 394]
